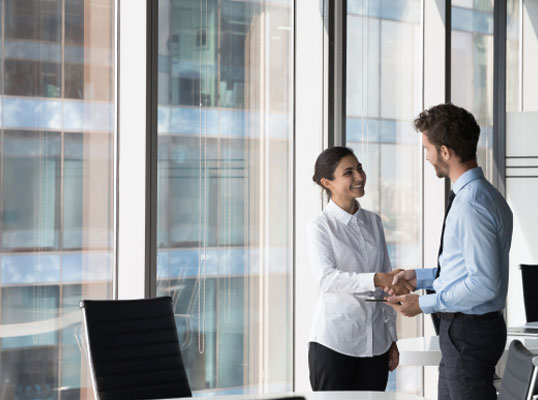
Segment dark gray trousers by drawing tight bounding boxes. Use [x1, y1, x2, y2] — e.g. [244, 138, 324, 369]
[438, 312, 506, 400]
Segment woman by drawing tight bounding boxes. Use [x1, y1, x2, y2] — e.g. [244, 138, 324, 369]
[307, 146, 410, 391]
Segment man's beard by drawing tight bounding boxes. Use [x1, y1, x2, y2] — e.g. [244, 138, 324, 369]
[434, 162, 448, 178]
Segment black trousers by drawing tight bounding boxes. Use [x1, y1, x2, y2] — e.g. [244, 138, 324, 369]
[308, 342, 389, 391]
[437, 312, 506, 400]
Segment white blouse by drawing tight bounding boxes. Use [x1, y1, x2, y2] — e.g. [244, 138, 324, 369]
[306, 199, 397, 357]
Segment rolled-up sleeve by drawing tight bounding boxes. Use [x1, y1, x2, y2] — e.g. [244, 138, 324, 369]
[307, 219, 376, 294]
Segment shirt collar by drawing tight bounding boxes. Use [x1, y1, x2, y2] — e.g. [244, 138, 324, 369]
[326, 199, 363, 225]
[453, 166, 484, 195]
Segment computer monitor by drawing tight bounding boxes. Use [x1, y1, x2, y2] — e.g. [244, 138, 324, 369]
[521, 264, 538, 323]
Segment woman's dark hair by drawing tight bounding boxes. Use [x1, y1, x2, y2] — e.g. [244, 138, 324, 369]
[414, 103, 480, 162]
[312, 146, 355, 196]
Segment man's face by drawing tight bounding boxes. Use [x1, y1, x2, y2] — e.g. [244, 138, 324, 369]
[422, 132, 449, 178]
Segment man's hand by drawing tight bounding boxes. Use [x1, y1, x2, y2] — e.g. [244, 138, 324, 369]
[388, 341, 399, 372]
[385, 294, 423, 317]
[374, 269, 414, 295]
[385, 269, 417, 295]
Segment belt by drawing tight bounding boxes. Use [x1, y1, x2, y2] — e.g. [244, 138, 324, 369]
[436, 310, 503, 320]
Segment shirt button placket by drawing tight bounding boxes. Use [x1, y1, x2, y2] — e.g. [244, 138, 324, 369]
[356, 217, 372, 355]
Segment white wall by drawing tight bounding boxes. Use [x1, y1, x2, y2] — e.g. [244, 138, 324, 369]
[506, 112, 538, 327]
[505, 0, 538, 327]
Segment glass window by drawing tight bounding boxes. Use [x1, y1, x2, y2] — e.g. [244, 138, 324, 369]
[506, 0, 520, 114]
[346, 0, 423, 395]
[0, 1, 116, 398]
[4, 60, 62, 98]
[5, 0, 61, 42]
[64, 63, 85, 100]
[65, 0, 84, 46]
[4, 0, 62, 98]
[63, 133, 84, 250]
[1, 130, 61, 250]
[156, 0, 293, 394]
[451, 0, 494, 180]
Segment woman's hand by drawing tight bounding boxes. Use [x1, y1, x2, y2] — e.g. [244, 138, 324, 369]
[374, 269, 414, 295]
[388, 341, 399, 371]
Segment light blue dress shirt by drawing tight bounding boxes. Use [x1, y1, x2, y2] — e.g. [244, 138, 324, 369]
[417, 167, 513, 315]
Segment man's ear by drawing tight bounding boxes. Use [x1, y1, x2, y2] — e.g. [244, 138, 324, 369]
[440, 145, 451, 160]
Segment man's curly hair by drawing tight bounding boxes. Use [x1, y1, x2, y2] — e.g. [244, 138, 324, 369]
[414, 103, 480, 162]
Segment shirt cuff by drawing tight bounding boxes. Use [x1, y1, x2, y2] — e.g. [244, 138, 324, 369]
[364, 272, 376, 292]
[415, 268, 436, 290]
[419, 293, 437, 314]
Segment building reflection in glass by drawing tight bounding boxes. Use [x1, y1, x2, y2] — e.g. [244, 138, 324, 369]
[156, 0, 293, 395]
[0, 0, 115, 398]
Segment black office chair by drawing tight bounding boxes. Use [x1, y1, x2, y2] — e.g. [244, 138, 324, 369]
[521, 264, 538, 323]
[498, 340, 538, 400]
[80, 296, 192, 400]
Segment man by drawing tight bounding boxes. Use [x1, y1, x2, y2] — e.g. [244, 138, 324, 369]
[386, 103, 513, 400]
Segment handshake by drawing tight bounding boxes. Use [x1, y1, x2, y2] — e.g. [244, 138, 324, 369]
[374, 269, 417, 296]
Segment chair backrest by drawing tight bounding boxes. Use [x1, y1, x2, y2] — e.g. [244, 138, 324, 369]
[521, 264, 538, 323]
[80, 296, 192, 400]
[498, 340, 538, 400]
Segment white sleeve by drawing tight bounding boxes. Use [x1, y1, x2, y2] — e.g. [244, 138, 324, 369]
[306, 219, 376, 294]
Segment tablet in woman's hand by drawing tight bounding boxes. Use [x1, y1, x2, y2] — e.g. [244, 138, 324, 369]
[364, 297, 387, 302]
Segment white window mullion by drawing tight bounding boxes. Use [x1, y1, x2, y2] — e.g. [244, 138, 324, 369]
[116, 0, 150, 299]
[294, 0, 327, 391]
[423, 1, 448, 398]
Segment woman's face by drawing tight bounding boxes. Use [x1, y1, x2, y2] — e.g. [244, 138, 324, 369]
[323, 154, 366, 202]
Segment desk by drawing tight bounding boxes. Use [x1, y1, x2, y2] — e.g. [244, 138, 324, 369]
[398, 335, 538, 366]
[174, 391, 424, 400]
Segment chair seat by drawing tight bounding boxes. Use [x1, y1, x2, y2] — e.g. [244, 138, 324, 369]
[497, 340, 538, 400]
